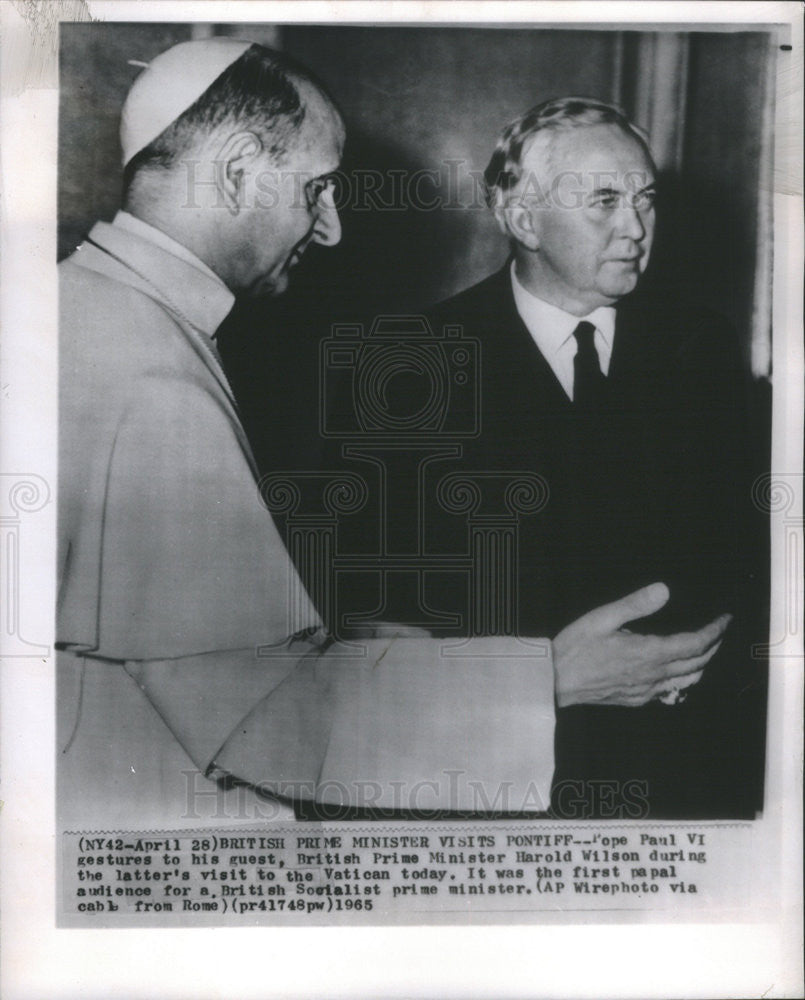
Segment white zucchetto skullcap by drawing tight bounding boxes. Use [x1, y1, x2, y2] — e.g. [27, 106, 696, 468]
[120, 38, 254, 166]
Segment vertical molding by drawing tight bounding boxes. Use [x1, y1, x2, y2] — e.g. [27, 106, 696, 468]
[631, 35, 656, 136]
[751, 35, 775, 380]
[256, 25, 283, 50]
[633, 32, 690, 173]
[610, 31, 625, 108]
[212, 23, 284, 50]
[190, 24, 215, 41]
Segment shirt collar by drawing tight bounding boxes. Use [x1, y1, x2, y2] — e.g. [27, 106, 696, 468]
[510, 261, 616, 355]
[104, 211, 235, 337]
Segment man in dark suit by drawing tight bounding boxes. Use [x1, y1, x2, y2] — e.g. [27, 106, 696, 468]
[423, 97, 767, 819]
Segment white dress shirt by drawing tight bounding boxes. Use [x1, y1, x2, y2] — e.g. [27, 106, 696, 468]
[510, 262, 616, 401]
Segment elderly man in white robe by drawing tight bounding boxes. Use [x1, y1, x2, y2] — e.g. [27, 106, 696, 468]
[57, 38, 730, 828]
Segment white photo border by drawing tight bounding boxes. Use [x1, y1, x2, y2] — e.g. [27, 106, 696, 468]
[1, 2, 802, 998]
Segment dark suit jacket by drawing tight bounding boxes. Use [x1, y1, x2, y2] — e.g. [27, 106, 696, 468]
[421, 266, 767, 819]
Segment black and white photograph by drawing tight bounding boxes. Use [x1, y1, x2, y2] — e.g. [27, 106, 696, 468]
[56, 18, 774, 822]
[0, 1, 802, 997]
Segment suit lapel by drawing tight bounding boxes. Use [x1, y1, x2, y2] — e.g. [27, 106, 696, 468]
[483, 267, 573, 419]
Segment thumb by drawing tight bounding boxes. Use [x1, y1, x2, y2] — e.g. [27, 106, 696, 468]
[584, 582, 670, 634]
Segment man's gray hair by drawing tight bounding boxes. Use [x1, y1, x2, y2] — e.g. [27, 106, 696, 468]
[483, 96, 654, 208]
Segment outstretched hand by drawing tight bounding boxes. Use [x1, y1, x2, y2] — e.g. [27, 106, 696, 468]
[553, 582, 731, 708]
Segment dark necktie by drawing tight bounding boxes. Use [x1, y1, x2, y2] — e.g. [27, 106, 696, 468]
[572, 321, 606, 408]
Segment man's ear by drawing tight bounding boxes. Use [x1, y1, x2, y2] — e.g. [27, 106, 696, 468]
[214, 131, 263, 216]
[500, 199, 540, 252]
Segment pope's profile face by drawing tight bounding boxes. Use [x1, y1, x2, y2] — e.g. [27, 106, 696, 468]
[228, 86, 344, 297]
[517, 123, 656, 315]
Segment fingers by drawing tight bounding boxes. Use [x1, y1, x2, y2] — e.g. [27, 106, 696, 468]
[602, 630, 725, 707]
[658, 639, 724, 680]
[651, 667, 706, 706]
[584, 582, 670, 633]
[622, 669, 706, 708]
[650, 613, 732, 667]
[649, 668, 704, 700]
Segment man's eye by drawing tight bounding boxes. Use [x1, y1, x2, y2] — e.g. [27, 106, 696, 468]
[590, 192, 619, 209]
[632, 191, 656, 211]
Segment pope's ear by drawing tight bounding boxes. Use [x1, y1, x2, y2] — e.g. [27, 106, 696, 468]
[214, 130, 263, 216]
[501, 200, 540, 251]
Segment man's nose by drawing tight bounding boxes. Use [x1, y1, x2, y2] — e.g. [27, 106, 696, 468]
[617, 203, 646, 241]
[312, 188, 342, 247]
